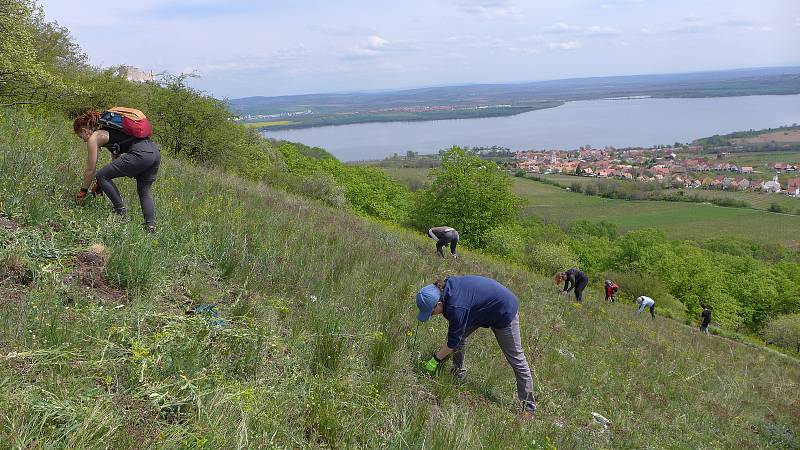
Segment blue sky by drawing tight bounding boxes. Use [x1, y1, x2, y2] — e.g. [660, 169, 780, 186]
[39, 0, 800, 99]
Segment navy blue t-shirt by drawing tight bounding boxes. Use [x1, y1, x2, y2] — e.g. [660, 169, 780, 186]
[441, 275, 519, 348]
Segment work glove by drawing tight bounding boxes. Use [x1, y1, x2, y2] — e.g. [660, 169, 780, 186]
[91, 181, 103, 197]
[424, 354, 442, 375]
[76, 188, 89, 206]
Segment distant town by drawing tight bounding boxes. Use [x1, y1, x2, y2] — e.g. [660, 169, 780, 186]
[514, 145, 800, 197]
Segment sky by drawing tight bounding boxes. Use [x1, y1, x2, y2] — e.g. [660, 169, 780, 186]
[39, 0, 800, 99]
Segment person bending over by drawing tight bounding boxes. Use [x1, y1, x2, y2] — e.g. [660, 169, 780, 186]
[415, 275, 536, 420]
[555, 268, 589, 302]
[636, 296, 656, 320]
[428, 226, 459, 259]
[73, 109, 161, 232]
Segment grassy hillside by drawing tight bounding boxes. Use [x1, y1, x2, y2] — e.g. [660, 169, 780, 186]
[1, 114, 799, 448]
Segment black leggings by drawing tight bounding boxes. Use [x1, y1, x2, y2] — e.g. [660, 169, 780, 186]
[436, 230, 459, 256]
[573, 278, 588, 302]
[96, 140, 161, 226]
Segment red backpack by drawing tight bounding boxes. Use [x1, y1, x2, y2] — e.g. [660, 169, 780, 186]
[98, 107, 152, 138]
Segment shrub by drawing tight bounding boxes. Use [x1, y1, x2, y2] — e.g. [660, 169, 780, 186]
[768, 203, 788, 213]
[605, 271, 686, 318]
[764, 314, 800, 352]
[483, 224, 526, 260]
[710, 197, 750, 208]
[570, 220, 618, 240]
[523, 241, 578, 276]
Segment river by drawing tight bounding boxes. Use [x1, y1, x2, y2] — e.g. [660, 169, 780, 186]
[264, 94, 800, 161]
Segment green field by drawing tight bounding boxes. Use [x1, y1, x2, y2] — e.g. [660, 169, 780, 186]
[513, 177, 800, 243]
[382, 168, 800, 245]
[535, 174, 800, 213]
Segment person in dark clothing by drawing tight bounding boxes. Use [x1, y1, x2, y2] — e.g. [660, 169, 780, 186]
[699, 305, 712, 334]
[428, 226, 459, 259]
[73, 109, 161, 232]
[555, 268, 589, 302]
[415, 275, 537, 420]
[604, 280, 619, 303]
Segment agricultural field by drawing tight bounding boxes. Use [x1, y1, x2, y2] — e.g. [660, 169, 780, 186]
[511, 177, 800, 244]
[532, 174, 800, 212]
[731, 129, 800, 144]
[382, 168, 800, 245]
[684, 150, 800, 170]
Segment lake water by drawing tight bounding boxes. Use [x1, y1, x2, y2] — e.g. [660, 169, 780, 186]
[264, 95, 800, 161]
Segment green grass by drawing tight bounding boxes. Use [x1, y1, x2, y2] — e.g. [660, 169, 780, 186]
[1, 112, 800, 448]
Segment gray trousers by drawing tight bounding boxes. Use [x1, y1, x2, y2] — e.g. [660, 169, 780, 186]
[96, 140, 161, 226]
[452, 314, 536, 412]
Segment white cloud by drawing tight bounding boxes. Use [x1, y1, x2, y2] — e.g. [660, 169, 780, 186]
[641, 16, 775, 36]
[456, 0, 523, 20]
[340, 35, 419, 60]
[543, 22, 621, 37]
[543, 22, 581, 34]
[547, 41, 581, 50]
[183, 45, 312, 76]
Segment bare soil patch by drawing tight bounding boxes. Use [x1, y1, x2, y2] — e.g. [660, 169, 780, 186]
[64, 244, 127, 303]
[0, 285, 26, 305]
[0, 215, 21, 230]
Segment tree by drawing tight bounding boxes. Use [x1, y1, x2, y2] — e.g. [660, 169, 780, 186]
[0, 0, 78, 106]
[147, 74, 232, 161]
[414, 147, 524, 247]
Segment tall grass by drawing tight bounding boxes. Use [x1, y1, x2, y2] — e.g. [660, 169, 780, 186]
[1, 109, 799, 448]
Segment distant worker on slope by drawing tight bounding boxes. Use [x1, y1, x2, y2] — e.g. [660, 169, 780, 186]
[415, 275, 537, 420]
[604, 280, 619, 303]
[428, 226, 459, 259]
[73, 108, 161, 233]
[636, 296, 656, 320]
[555, 268, 589, 302]
[699, 305, 712, 334]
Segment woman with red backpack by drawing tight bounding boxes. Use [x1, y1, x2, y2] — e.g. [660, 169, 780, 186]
[73, 108, 161, 233]
[604, 280, 619, 303]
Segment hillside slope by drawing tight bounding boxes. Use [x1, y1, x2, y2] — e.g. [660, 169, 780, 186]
[1, 114, 798, 448]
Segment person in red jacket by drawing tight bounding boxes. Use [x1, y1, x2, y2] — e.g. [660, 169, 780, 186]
[604, 280, 619, 303]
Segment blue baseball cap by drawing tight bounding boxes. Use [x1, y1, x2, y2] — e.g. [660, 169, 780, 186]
[416, 283, 442, 322]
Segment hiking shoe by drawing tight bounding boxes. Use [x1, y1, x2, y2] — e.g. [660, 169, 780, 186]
[145, 224, 156, 234]
[113, 207, 129, 222]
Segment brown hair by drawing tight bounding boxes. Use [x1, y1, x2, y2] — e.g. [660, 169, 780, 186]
[553, 272, 566, 284]
[73, 109, 101, 135]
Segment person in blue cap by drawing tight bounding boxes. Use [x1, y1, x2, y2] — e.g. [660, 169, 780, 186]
[415, 275, 537, 419]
